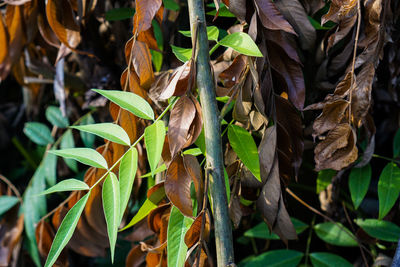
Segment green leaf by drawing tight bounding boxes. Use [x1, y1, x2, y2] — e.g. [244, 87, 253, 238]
[151, 50, 163, 72]
[309, 252, 352, 267]
[349, 164, 371, 209]
[244, 218, 308, 240]
[163, 0, 180, 11]
[167, 206, 194, 267]
[219, 32, 263, 57]
[45, 106, 69, 128]
[171, 45, 192, 63]
[79, 114, 95, 148]
[140, 164, 166, 178]
[121, 184, 165, 231]
[43, 152, 57, 186]
[394, 128, 400, 157]
[238, 249, 303, 267]
[179, 26, 219, 41]
[105, 7, 135, 21]
[228, 124, 261, 181]
[355, 219, 400, 242]
[0, 196, 19, 216]
[23, 166, 47, 267]
[102, 173, 120, 263]
[314, 222, 357, 247]
[71, 123, 131, 146]
[145, 121, 166, 176]
[119, 148, 138, 223]
[194, 128, 206, 156]
[378, 162, 400, 219]
[60, 130, 78, 172]
[39, 179, 89, 195]
[307, 16, 333, 30]
[24, 122, 54, 145]
[183, 148, 202, 156]
[50, 148, 108, 169]
[44, 192, 90, 267]
[316, 169, 336, 194]
[92, 89, 154, 120]
[206, 5, 235, 17]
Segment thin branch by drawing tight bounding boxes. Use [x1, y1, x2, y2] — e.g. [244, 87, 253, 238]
[0, 174, 22, 200]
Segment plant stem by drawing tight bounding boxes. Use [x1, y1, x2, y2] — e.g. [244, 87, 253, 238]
[187, 1, 235, 265]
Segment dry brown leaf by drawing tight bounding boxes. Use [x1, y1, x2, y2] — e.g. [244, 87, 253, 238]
[184, 211, 210, 248]
[168, 96, 196, 157]
[159, 60, 192, 100]
[225, 0, 246, 22]
[183, 154, 204, 208]
[259, 125, 277, 183]
[314, 123, 358, 171]
[254, 0, 296, 35]
[46, 0, 81, 50]
[165, 155, 193, 217]
[0, 13, 9, 64]
[133, 0, 162, 34]
[219, 55, 248, 88]
[125, 40, 155, 89]
[0, 209, 23, 267]
[138, 27, 159, 51]
[126, 244, 146, 267]
[313, 99, 349, 137]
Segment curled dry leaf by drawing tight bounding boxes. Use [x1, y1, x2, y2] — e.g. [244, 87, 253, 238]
[133, 0, 162, 34]
[219, 55, 248, 89]
[148, 203, 170, 243]
[168, 96, 196, 157]
[159, 60, 194, 100]
[0, 208, 24, 267]
[183, 154, 204, 208]
[126, 244, 146, 267]
[315, 123, 358, 171]
[137, 27, 159, 51]
[254, 0, 296, 35]
[46, 0, 81, 50]
[312, 99, 349, 138]
[225, 0, 246, 22]
[165, 154, 193, 217]
[184, 211, 211, 248]
[0, 13, 9, 64]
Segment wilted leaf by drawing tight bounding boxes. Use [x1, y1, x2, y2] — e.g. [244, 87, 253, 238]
[165, 154, 193, 217]
[45, 192, 90, 267]
[159, 60, 193, 99]
[40, 179, 89, 195]
[183, 154, 203, 207]
[128, 40, 155, 88]
[133, 0, 162, 34]
[71, 123, 131, 146]
[313, 100, 349, 138]
[24, 122, 54, 146]
[0, 13, 8, 64]
[378, 162, 400, 219]
[355, 219, 400, 242]
[168, 96, 196, 157]
[349, 164, 371, 209]
[254, 0, 296, 34]
[119, 148, 138, 224]
[219, 55, 248, 88]
[50, 148, 108, 169]
[46, 0, 81, 49]
[102, 173, 120, 262]
[184, 211, 210, 248]
[167, 206, 193, 267]
[93, 89, 154, 120]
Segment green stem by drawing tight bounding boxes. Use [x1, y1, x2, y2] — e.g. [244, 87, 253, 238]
[209, 43, 220, 56]
[12, 137, 38, 169]
[305, 215, 316, 266]
[187, 0, 235, 265]
[89, 97, 178, 190]
[372, 154, 400, 164]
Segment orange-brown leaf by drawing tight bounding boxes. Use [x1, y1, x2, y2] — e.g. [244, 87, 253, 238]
[184, 211, 210, 248]
[133, 0, 162, 34]
[0, 13, 9, 64]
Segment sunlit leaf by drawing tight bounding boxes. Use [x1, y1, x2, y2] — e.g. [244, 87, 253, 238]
[171, 45, 192, 63]
[163, 0, 180, 11]
[24, 122, 54, 146]
[105, 7, 135, 21]
[92, 89, 154, 120]
[0, 196, 19, 216]
[39, 179, 89, 195]
[183, 148, 202, 156]
[140, 164, 167, 178]
[50, 148, 108, 169]
[219, 32, 263, 57]
[309, 252, 352, 267]
[238, 249, 303, 267]
[44, 192, 90, 267]
[71, 123, 131, 146]
[314, 222, 357, 247]
[179, 26, 219, 41]
[45, 106, 69, 128]
[355, 219, 400, 242]
[206, 5, 235, 18]
[145, 120, 166, 176]
[119, 148, 138, 223]
[228, 124, 261, 181]
[349, 164, 371, 209]
[102, 173, 120, 262]
[167, 206, 193, 267]
[378, 162, 400, 219]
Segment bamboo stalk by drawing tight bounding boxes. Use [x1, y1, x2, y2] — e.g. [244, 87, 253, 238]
[187, 0, 235, 265]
